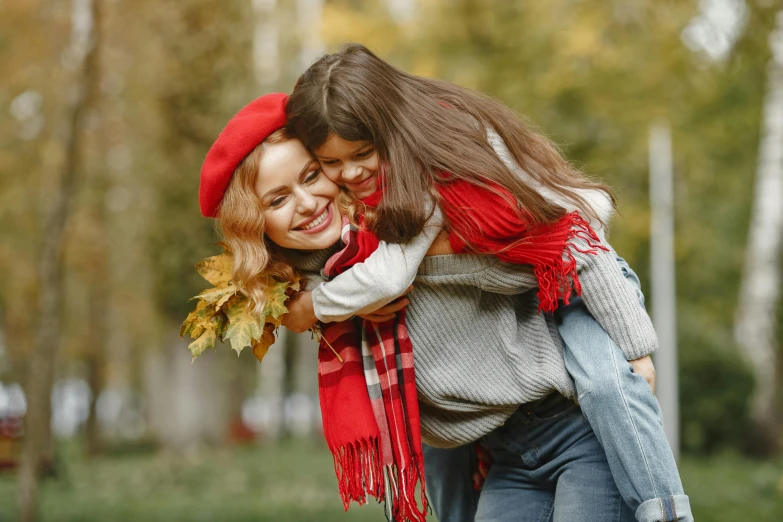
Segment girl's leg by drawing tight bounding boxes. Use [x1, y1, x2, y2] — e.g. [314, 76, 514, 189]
[557, 258, 692, 522]
[422, 443, 479, 522]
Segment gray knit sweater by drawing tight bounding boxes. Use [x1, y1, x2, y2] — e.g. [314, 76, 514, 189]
[291, 236, 658, 449]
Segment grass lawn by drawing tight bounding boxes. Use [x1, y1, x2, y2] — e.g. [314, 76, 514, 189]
[0, 439, 387, 522]
[0, 440, 780, 521]
[679, 453, 783, 521]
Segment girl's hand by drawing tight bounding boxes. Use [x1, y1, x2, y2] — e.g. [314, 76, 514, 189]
[426, 231, 453, 256]
[358, 298, 409, 323]
[357, 286, 413, 322]
[629, 355, 656, 394]
[282, 291, 318, 333]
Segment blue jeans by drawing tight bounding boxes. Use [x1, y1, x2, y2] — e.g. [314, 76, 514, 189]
[424, 396, 633, 522]
[558, 259, 691, 522]
[423, 258, 692, 522]
[422, 443, 478, 521]
[477, 393, 635, 521]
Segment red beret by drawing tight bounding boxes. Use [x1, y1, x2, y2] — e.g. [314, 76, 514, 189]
[199, 92, 289, 218]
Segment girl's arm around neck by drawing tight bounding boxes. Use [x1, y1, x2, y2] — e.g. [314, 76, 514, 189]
[310, 207, 444, 323]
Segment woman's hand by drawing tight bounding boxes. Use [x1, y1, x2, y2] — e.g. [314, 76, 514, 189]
[357, 286, 413, 322]
[629, 355, 656, 394]
[281, 291, 318, 333]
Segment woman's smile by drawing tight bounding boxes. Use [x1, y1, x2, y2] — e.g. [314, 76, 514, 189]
[253, 139, 342, 251]
[295, 203, 334, 233]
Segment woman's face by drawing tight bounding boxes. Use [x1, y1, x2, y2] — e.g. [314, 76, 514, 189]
[314, 134, 380, 199]
[254, 139, 342, 251]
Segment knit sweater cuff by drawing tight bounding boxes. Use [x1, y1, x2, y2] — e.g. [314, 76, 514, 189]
[571, 236, 659, 361]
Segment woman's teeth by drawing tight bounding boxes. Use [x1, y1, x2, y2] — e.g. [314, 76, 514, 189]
[300, 208, 328, 231]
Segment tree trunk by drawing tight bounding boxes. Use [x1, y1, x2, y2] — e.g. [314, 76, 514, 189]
[17, 1, 102, 520]
[143, 328, 228, 449]
[734, 10, 783, 455]
[84, 290, 107, 456]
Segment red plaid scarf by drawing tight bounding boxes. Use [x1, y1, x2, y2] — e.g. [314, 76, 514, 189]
[318, 218, 428, 522]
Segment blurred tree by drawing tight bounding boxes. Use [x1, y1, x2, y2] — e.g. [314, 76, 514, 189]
[141, 0, 257, 446]
[0, 1, 72, 383]
[17, 1, 103, 520]
[734, 7, 783, 455]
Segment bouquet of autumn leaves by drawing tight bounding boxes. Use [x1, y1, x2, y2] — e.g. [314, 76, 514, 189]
[180, 246, 300, 363]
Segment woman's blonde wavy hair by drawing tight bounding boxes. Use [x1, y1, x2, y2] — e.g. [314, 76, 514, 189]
[217, 128, 298, 315]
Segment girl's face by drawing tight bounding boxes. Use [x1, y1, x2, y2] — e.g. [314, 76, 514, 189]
[314, 134, 380, 199]
[254, 139, 342, 251]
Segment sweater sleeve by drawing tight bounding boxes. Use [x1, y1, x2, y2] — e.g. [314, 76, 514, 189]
[571, 235, 659, 360]
[310, 208, 444, 323]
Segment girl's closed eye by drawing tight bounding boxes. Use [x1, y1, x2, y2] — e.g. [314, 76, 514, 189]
[356, 148, 374, 158]
[304, 169, 322, 184]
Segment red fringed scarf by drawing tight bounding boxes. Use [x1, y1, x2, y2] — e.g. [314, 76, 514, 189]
[318, 218, 428, 522]
[366, 178, 607, 313]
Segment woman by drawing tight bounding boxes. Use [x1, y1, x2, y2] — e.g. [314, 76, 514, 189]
[199, 93, 640, 521]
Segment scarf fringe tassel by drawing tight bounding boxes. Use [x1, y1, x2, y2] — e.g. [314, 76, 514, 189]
[534, 212, 608, 313]
[330, 438, 428, 522]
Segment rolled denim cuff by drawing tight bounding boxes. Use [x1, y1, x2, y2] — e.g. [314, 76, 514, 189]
[636, 494, 693, 522]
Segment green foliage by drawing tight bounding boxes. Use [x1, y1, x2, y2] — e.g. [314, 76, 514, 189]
[679, 322, 755, 454]
[680, 453, 783, 521]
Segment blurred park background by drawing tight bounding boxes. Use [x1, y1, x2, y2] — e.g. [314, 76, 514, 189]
[2, 0, 783, 520]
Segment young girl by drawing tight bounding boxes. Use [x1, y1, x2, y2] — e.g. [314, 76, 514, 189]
[282, 44, 692, 522]
[200, 94, 638, 522]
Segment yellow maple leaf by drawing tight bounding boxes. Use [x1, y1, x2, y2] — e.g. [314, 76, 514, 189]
[195, 253, 234, 287]
[262, 278, 292, 325]
[183, 249, 300, 363]
[223, 294, 265, 356]
[180, 299, 217, 339]
[252, 324, 277, 363]
[194, 284, 237, 309]
[187, 313, 226, 359]
[188, 325, 217, 358]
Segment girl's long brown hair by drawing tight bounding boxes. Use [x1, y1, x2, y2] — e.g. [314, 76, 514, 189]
[217, 129, 297, 315]
[286, 43, 614, 244]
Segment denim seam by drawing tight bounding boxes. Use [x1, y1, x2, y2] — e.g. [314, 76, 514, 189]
[537, 493, 555, 522]
[608, 340, 660, 499]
